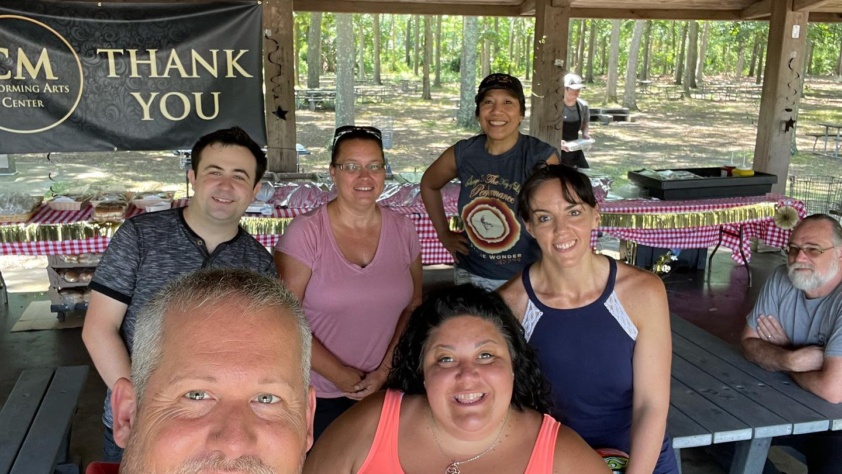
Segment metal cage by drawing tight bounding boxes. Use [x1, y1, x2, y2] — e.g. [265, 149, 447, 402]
[787, 175, 842, 219]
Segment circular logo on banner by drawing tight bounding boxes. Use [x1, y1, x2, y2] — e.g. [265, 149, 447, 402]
[462, 197, 521, 253]
[0, 15, 84, 134]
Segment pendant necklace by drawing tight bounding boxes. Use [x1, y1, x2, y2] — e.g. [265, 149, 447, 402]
[428, 407, 510, 474]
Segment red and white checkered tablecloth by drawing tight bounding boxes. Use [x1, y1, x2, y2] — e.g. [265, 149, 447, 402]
[0, 238, 113, 255]
[0, 200, 459, 266]
[0, 196, 804, 266]
[594, 196, 806, 264]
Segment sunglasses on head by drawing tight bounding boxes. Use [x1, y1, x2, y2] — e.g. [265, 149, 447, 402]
[332, 125, 382, 148]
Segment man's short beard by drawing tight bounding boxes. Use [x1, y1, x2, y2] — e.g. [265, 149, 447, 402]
[120, 434, 278, 474]
[788, 257, 840, 292]
[173, 454, 276, 474]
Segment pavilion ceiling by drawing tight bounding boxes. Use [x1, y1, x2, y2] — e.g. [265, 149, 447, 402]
[295, 0, 842, 22]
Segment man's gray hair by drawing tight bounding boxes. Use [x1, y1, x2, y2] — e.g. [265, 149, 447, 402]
[131, 269, 311, 403]
[797, 214, 842, 246]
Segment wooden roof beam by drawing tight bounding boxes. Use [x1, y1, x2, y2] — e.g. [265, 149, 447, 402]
[794, 0, 834, 11]
[742, 0, 771, 19]
[567, 8, 742, 21]
[809, 12, 842, 22]
[294, 0, 522, 16]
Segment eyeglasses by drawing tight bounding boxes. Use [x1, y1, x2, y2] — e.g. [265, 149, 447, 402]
[784, 244, 837, 258]
[332, 125, 382, 148]
[333, 162, 386, 173]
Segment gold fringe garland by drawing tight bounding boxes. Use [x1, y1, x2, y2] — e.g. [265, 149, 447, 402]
[1, 202, 779, 245]
[0, 217, 295, 244]
[597, 201, 778, 230]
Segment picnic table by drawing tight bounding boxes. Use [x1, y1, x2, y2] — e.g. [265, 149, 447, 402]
[669, 315, 842, 474]
[0, 366, 89, 474]
[653, 84, 683, 100]
[813, 122, 842, 159]
[637, 80, 652, 94]
[294, 89, 336, 111]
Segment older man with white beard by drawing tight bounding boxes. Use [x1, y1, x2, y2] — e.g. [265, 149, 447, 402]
[740, 214, 842, 474]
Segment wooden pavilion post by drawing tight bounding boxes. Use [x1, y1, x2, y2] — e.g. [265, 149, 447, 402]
[263, 0, 298, 173]
[753, 0, 808, 194]
[529, 0, 570, 149]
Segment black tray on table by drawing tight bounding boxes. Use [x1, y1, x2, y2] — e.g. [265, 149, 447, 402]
[627, 167, 778, 200]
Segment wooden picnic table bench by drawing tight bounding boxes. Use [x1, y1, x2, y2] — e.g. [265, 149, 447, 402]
[668, 315, 842, 474]
[0, 366, 89, 474]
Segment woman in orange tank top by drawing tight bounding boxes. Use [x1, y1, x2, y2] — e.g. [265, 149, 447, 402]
[304, 285, 610, 474]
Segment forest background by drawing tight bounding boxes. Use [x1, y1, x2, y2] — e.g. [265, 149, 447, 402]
[10, 13, 842, 197]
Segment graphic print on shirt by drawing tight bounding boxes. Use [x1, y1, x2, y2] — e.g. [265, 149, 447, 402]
[461, 173, 521, 254]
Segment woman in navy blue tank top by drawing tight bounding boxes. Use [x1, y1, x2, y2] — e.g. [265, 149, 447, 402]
[498, 164, 678, 474]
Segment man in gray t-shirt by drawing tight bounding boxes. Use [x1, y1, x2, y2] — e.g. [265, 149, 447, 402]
[742, 214, 842, 473]
[81, 127, 276, 462]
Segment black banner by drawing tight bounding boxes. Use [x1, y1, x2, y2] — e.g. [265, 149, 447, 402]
[0, 1, 265, 154]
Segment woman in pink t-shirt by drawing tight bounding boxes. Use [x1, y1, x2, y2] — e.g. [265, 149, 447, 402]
[303, 285, 609, 474]
[274, 126, 422, 442]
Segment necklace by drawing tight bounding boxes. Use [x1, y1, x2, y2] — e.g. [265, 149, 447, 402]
[428, 407, 510, 474]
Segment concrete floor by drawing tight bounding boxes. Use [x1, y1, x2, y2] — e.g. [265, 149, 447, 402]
[0, 251, 806, 473]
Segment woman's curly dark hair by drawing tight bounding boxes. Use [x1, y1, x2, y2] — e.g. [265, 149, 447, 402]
[385, 284, 553, 414]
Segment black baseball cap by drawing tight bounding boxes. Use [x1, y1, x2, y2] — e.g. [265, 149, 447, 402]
[475, 73, 526, 114]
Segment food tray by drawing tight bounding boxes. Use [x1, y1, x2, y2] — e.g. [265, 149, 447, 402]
[0, 196, 43, 222]
[90, 192, 130, 208]
[132, 191, 174, 210]
[0, 210, 36, 223]
[48, 196, 92, 211]
[47, 254, 103, 268]
[628, 167, 778, 200]
[47, 267, 95, 289]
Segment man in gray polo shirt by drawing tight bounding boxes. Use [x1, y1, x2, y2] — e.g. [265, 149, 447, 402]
[82, 126, 276, 462]
[742, 213, 842, 473]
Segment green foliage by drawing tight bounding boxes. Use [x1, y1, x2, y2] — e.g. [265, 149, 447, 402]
[292, 13, 842, 86]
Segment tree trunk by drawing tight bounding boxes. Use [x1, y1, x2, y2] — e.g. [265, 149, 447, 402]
[413, 14, 420, 76]
[806, 39, 814, 76]
[357, 16, 365, 81]
[293, 15, 300, 86]
[405, 17, 412, 67]
[494, 17, 501, 58]
[623, 20, 644, 110]
[600, 34, 608, 78]
[735, 43, 745, 80]
[641, 20, 652, 80]
[586, 19, 597, 82]
[335, 13, 355, 128]
[723, 43, 730, 77]
[748, 32, 760, 77]
[458, 16, 479, 128]
[482, 38, 490, 78]
[523, 32, 533, 81]
[674, 21, 687, 85]
[683, 20, 698, 92]
[695, 22, 709, 86]
[434, 15, 442, 87]
[605, 19, 621, 104]
[373, 14, 382, 85]
[756, 40, 765, 85]
[667, 21, 675, 76]
[576, 19, 586, 76]
[422, 15, 433, 100]
[507, 18, 515, 75]
[837, 34, 842, 76]
[306, 12, 322, 89]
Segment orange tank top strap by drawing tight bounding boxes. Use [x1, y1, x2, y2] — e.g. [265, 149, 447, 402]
[524, 414, 561, 473]
[356, 389, 406, 474]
